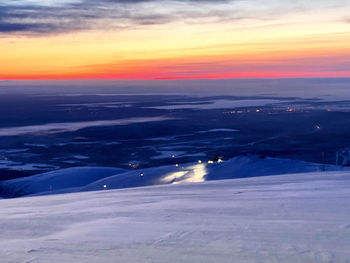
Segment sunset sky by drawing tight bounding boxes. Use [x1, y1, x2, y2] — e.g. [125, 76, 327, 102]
[1, 0, 350, 80]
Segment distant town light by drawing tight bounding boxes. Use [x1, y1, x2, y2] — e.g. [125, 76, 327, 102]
[256, 109, 260, 112]
[176, 164, 179, 167]
[140, 173, 144, 177]
[198, 160, 202, 164]
[208, 160, 214, 164]
[128, 162, 140, 169]
[103, 185, 107, 189]
[218, 158, 224, 163]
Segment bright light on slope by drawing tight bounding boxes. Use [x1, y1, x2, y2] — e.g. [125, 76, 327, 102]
[161, 171, 188, 183]
[160, 164, 207, 184]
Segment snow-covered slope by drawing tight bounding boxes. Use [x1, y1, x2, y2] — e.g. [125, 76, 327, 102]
[0, 167, 126, 198]
[204, 155, 341, 180]
[82, 155, 342, 192]
[0, 156, 347, 198]
[1, 171, 350, 263]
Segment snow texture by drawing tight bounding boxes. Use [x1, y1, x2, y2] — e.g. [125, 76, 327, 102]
[0, 171, 350, 262]
[0, 167, 126, 198]
[0, 156, 347, 198]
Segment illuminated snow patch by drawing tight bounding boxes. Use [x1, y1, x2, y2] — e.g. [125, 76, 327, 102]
[161, 163, 207, 184]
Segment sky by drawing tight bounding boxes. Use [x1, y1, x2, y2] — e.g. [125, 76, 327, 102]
[1, 0, 350, 80]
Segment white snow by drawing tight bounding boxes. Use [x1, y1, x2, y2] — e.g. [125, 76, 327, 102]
[151, 150, 187, 160]
[0, 116, 174, 136]
[81, 156, 346, 193]
[0, 167, 126, 198]
[59, 102, 134, 108]
[73, 155, 90, 160]
[0, 171, 350, 262]
[0, 148, 29, 153]
[1, 156, 347, 198]
[24, 143, 49, 148]
[0, 160, 59, 171]
[196, 128, 239, 133]
[146, 99, 283, 110]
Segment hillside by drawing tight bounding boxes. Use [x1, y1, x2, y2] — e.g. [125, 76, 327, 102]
[1, 156, 346, 198]
[1, 170, 350, 262]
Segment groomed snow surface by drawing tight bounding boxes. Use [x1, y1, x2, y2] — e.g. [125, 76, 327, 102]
[1, 156, 350, 262]
[1, 156, 347, 198]
[1, 171, 350, 262]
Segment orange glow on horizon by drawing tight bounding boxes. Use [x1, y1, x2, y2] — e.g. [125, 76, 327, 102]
[1, 3, 350, 80]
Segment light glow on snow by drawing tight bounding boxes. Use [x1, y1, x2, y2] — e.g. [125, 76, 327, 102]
[161, 164, 207, 184]
[1, 171, 350, 262]
[161, 171, 188, 183]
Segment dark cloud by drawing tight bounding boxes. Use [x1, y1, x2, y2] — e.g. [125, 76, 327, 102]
[0, 0, 234, 35]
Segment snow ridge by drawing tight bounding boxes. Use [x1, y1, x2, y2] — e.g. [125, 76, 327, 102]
[0, 156, 347, 198]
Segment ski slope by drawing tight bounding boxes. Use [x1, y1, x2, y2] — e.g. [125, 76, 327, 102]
[1, 171, 350, 263]
[0, 167, 126, 198]
[1, 156, 346, 198]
